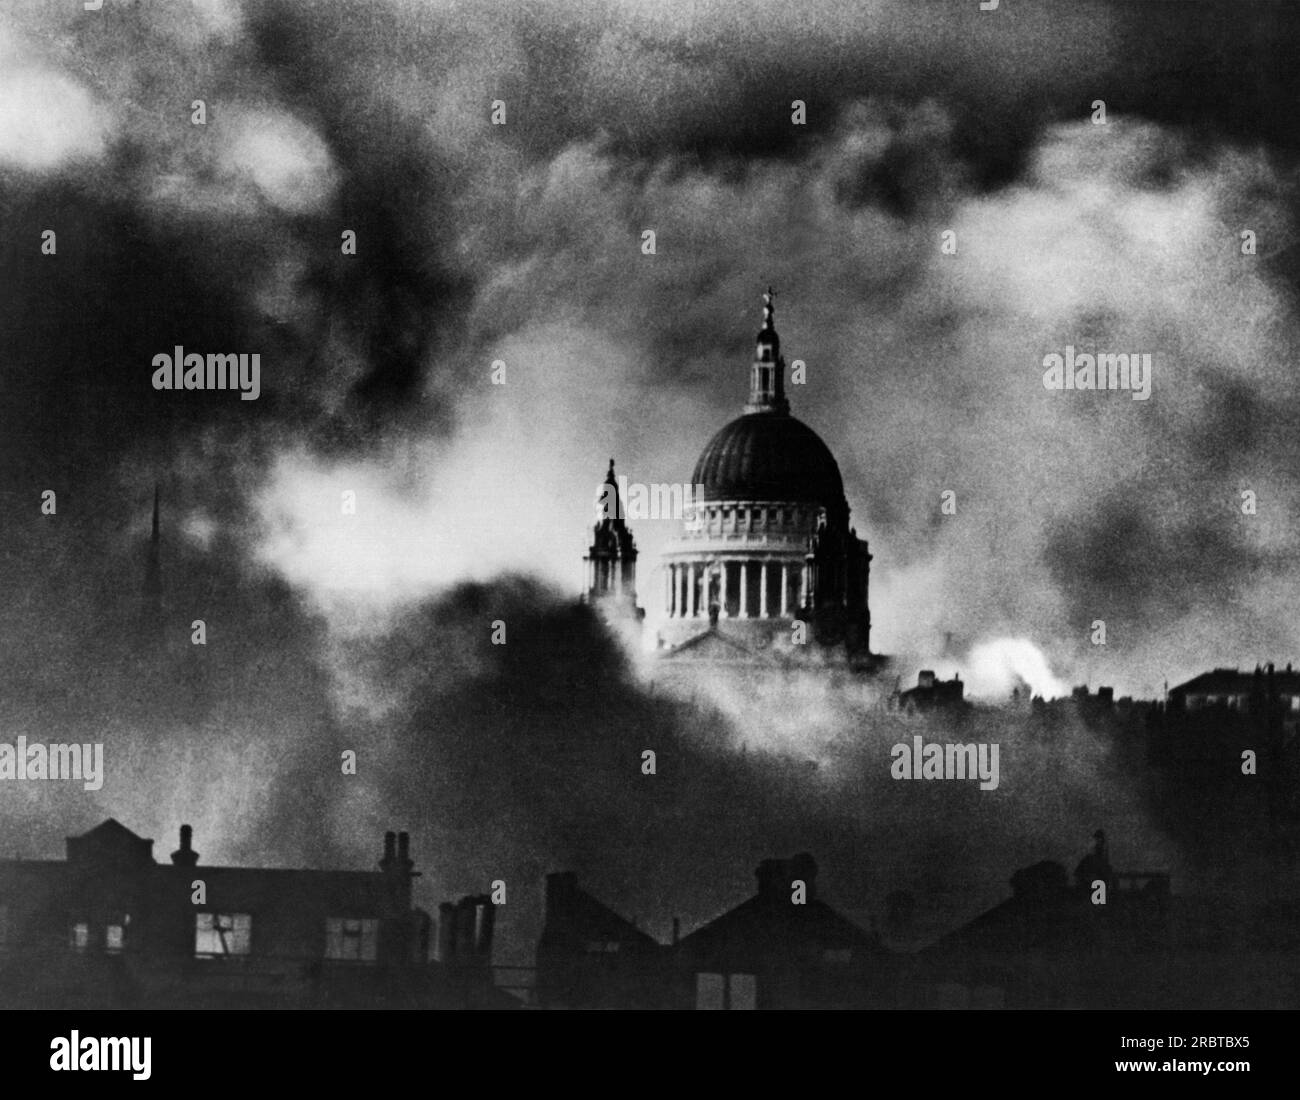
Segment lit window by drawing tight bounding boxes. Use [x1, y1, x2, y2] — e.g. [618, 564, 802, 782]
[106, 923, 125, 954]
[195, 913, 252, 957]
[325, 917, 378, 962]
[696, 972, 755, 1009]
[696, 972, 724, 1010]
[71, 922, 89, 953]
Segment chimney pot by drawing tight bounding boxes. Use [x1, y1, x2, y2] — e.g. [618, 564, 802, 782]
[437, 902, 455, 964]
[170, 823, 199, 867]
[397, 831, 410, 862]
[544, 871, 578, 915]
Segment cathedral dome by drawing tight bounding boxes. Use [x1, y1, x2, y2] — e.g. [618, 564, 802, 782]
[691, 411, 845, 506]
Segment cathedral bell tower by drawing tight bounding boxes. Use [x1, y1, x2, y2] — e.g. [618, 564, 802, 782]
[583, 459, 642, 623]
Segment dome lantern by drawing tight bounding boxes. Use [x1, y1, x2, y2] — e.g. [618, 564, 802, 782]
[746, 287, 789, 416]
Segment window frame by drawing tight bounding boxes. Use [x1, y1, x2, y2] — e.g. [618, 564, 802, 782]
[194, 911, 253, 958]
[324, 916, 379, 963]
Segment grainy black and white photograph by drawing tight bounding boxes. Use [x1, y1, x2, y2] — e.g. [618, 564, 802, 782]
[1, 0, 1297, 1073]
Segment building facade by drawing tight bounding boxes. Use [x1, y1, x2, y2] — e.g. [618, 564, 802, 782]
[581, 291, 887, 693]
[656, 291, 877, 663]
[0, 819, 513, 1009]
[536, 853, 891, 1010]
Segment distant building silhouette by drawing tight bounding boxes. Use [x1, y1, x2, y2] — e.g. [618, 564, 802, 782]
[914, 830, 1172, 1008]
[673, 853, 888, 1009]
[896, 670, 965, 714]
[536, 853, 891, 1009]
[1154, 664, 1300, 797]
[1168, 664, 1299, 733]
[536, 871, 667, 1009]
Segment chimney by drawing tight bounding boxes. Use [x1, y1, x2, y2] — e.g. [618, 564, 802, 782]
[397, 831, 412, 872]
[790, 852, 818, 902]
[475, 896, 496, 963]
[380, 831, 396, 872]
[918, 670, 936, 690]
[671, 917, 680, 945]
[437, 902, 456, 963]
[170, 824, 199, 868]
[544, 871, 578, 924]
[454, 896, 477, 961]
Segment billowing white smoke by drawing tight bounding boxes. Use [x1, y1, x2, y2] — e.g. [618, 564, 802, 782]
[963, 637, 1070, 701]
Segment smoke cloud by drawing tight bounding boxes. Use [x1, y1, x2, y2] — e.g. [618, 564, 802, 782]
[2, 0, 1298, 964]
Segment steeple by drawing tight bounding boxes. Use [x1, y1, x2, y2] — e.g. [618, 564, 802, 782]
[134, 483, 164, 650]
[144, 484, 161, 604]
[745, 287, 789, 415]
[601, 458, 622, 523]
[584, 458, 638, 606]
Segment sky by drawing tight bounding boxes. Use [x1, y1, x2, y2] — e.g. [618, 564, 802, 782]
[2, 0, 1299, 964]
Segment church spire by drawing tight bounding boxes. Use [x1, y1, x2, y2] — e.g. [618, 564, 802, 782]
[746, 287, 789, 415]
[584, 457, 638, 606]
[603, 458, 622, 523]
[134, 483, 164, 649]
[144, 483, 161, 602]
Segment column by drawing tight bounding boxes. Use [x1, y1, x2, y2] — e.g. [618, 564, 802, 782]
[800, 562, 809, 609]
[779, 562, 789, 617]
[676, 565, 685, 618]
[687, 563, 697, 618]
[759, 563, 768, 618]
[738, 562, 748, 618]
[719, 561, 729, 617]
[664, 566, 673, 618]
